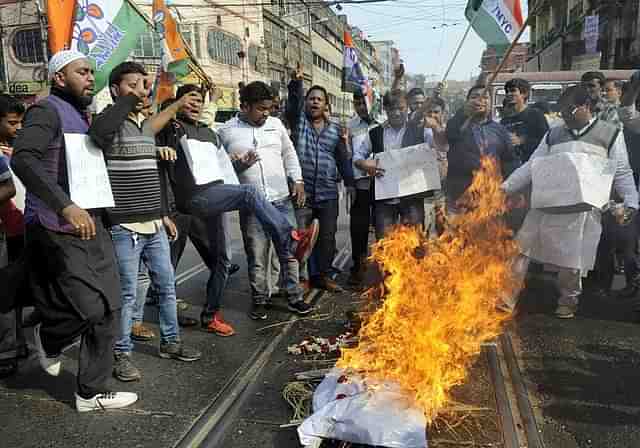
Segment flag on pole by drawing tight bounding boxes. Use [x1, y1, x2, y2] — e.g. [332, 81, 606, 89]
[152, 0, 191, 103]
[342, 31, 373, 113]
[464, 0, 524, 48]
[71, 0, 149, 92]
[47, 0, 77, 53]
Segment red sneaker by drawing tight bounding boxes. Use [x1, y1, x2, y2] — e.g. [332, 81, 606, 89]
[292, 219, 320, 264]
[207, 312, 235, 337]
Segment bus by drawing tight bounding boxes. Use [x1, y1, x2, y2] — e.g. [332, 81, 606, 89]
[490, 70, 635, 119]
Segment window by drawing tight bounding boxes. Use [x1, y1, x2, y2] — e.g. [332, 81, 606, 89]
[207, 29, 241, 66]
[193, 23, 202, 58]
[12, 28, 45, 64]
[132, 31, 162, 58]
[248, 44, 259, 71]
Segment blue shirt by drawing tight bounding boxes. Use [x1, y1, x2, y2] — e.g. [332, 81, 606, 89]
[0, 155, 11, 183]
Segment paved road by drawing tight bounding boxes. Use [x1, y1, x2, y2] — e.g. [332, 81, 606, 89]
[514, 274, 640, 448]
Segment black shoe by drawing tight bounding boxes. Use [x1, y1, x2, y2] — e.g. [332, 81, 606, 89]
[178, 314, 198, 327]
[288, 301, 313, 315]
[617, 285, 638, 299]
[159, 342, 201, 362]
[200, 311, 214, 329]
[249, 304, 268, 320]
[229, 264, 240, 276]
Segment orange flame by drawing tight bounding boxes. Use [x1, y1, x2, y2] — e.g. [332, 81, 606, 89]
[338, 157, 521, 422]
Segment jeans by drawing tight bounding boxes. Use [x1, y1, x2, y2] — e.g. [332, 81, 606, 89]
[374, 197, 425, 240]
[297, 200, 339, 279]
[187, 183, 296, 310]
[240, 198, 302, 304]
[110, 226, 179, 353]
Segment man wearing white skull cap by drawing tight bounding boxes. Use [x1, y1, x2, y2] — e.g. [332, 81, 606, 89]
[10, 50, 138, 412]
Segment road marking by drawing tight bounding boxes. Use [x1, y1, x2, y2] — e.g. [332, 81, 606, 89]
[175, 263, 207, 285]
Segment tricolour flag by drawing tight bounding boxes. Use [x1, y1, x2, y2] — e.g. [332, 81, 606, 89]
[71, 0, 149, 92]
[342, 32, 373, 113]
[152, 0, 191, 103]
[464, 0, 524, 48]
[47, 0, 77, 53]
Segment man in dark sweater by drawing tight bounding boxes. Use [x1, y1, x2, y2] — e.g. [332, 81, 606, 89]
[158, 84, 319, 336]
[446, 85, 519, 213]
[11, 50, 137, 412]
[500, 78, 548, 163]
[89, 62, 202, 383]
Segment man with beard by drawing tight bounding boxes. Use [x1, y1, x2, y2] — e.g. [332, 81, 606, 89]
[11, 50, 138, 411]
[217, 81, 311, 320]
[581, 71, 622, 128]
[159, 84, 319, 335]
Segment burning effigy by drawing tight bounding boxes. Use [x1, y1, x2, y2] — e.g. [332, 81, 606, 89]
[298, 157, 522, 447]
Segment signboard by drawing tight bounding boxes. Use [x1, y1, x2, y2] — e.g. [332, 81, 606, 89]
[5, 81, 45, 96]
[584, 15, 599, 54]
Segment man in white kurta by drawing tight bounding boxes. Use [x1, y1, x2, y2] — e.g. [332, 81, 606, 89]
[502, 85, 639, 319]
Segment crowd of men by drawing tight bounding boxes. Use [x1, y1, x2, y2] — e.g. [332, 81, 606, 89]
[2, 48, 640, 413]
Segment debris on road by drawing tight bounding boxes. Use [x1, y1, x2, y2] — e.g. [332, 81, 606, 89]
[287, 332, 355, 356]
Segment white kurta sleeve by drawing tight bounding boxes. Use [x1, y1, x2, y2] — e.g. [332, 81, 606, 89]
[502, 132, 550, 194]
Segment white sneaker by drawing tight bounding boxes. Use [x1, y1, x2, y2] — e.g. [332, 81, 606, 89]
[33, 324, 62, 376]
[75, 392, 138, 412]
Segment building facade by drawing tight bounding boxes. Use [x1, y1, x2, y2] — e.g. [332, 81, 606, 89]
[0, 0, 49, 104]
[527, 0, 640, 71]
[481, 43, 529, 73]
[371, 40, 397, 92]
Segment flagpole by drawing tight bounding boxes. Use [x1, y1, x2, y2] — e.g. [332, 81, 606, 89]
[441, 6, 481, 83]
[484, 11, 534, 88]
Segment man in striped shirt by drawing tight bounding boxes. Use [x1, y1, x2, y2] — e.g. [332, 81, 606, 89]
[89, 62, 202, 383]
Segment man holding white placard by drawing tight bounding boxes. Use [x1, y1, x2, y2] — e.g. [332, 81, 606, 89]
[11, 50, 137, 412]
[89, 62, 203, 383]
[502, 85, 639, 319]
[159, 85, 319, 336]
[353, 89, 437, 240]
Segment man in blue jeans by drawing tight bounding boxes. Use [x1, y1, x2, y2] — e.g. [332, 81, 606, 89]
[218, 81, 312, 320]
[158, 84, 319, 336]
[89, 62, 202, 382]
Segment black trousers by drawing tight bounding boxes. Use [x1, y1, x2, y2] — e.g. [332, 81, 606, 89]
[0, 234, 28, 367]
[297, 200, 339, 278]
[350, 189, 373, 271]
[593, 213, 639, 290]
[170, 212, 213, 271]
[27, 221, 119, 397]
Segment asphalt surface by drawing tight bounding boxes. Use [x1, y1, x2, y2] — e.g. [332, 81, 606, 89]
[5, 202, 640, 448]
[513, 274, 640, 448]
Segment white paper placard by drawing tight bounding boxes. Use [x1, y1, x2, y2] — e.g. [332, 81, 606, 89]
[531, 152, 615, 212]
[180, 136, 224, 185]
[374, 143, 441, 201]
[217, 147, 239, 185]
[64, 133, 114, 209]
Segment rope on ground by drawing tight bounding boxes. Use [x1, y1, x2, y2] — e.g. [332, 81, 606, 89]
[256, 311, 333, 332]
[282, 381, 315, 422]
